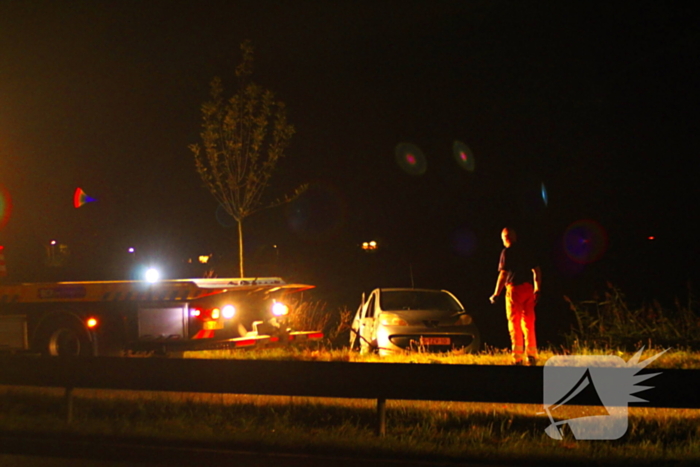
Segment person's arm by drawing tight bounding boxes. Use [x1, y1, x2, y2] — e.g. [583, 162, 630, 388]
[532, 266, 541, 295]
[490, 270, 508, 304]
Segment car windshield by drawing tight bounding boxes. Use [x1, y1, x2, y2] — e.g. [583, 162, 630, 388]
[379, 290, 462, 312]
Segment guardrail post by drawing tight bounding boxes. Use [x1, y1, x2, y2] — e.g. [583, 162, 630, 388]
[377, 397, 386, 437]
[64, 387, 74, 424]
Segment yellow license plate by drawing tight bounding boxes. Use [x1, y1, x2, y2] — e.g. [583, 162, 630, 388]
[423, 337, 450, 345]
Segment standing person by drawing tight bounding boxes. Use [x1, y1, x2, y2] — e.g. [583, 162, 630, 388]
[489, 227, 541, 365]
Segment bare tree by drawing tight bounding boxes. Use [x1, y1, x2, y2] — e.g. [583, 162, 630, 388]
[190, 41, 303, 277]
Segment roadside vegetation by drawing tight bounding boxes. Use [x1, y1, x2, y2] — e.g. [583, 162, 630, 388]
[564, 283, 700, 351]
[0, 385, 697, 465]
[184, 344, 700, 369]
[0, 286, 698, 464]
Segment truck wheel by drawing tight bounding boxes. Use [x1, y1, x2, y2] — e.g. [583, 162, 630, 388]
[37, 320, 93, 357]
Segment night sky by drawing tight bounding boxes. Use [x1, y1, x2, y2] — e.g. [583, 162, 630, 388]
[1, 1, 698, 346]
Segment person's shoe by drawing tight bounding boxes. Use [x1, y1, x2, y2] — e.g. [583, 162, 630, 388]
[527, 356, 537, 366]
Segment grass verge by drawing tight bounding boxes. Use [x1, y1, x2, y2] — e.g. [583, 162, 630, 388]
[0, 386, 698, 465]
[0, 345, 699, 465]
[183, 345, 700, 369]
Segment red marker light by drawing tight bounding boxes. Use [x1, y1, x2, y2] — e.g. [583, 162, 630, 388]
[648, 236, 655, 240]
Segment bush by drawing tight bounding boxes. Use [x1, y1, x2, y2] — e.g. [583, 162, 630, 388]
[287, 299, 354, 348]
[563, 283, 700, 350]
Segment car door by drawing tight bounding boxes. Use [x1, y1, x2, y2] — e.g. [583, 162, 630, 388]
[349, 292, 365, 349]
[359, 292, 378, 353]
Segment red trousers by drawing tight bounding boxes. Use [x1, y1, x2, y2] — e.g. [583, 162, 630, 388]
[505, 283, 537, 362]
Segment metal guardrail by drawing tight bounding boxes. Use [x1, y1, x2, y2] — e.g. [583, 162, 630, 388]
[0, 357, 698, 435]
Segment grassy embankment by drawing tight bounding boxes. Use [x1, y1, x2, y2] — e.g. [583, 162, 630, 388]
[0, 286, 698, 464]
[0, 345, 698, 465]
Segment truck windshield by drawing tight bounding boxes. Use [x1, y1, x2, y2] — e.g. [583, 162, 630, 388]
[380, 291, 462, 312]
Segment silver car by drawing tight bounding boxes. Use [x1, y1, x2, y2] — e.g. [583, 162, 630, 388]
[349, 288, 480, 356]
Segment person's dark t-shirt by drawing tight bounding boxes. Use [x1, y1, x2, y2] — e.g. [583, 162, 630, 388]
[498, 243, 537, 286]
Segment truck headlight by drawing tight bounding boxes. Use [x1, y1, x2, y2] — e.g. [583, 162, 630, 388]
[222, 305, 236, 319]
[272, 301, 289, 316]
[144, 268, 160, 283]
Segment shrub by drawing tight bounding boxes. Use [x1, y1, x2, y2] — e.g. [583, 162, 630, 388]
[287, 299, 354, 348]
[564, 283, 700, 350]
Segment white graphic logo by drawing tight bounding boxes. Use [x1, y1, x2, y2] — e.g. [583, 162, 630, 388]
[543, 348, 667, 440]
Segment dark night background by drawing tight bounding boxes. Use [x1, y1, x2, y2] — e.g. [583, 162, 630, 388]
[1, 1, 698, 348]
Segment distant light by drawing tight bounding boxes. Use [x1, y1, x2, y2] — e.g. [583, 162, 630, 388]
[362, 240, 378, 251]
[198, 255, 211, 264]
[648, 236, 655, 240]
[128, 247, 135, 254]
[86, 317, 98, 328]
[145, 268, 160, 283]
[50, 240, 57, 246]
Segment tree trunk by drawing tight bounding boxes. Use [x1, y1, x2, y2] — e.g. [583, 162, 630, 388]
[237, 219, 244, 277]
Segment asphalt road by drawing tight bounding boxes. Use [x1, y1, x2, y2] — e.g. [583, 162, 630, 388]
[0, 454, 165, 467]
[0, 435, 507, 467]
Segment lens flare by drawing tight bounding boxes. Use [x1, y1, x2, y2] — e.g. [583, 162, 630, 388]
[563, 220, 608, 264]
[215, 203, 237, 228]
[0, 185, 12, 230]
[285, 183, 346, 241]
[73, 188, 96, 208]
[451, 226, 477, 257]
[541, 183, 548, 206]
[452, 141, 476, 172]
[395, 143, 427, 175]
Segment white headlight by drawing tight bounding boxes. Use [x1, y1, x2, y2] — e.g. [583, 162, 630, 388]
[145, 268, 160, 283]
[222, 305, 236, 319]
[272, 301, 289, 316]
